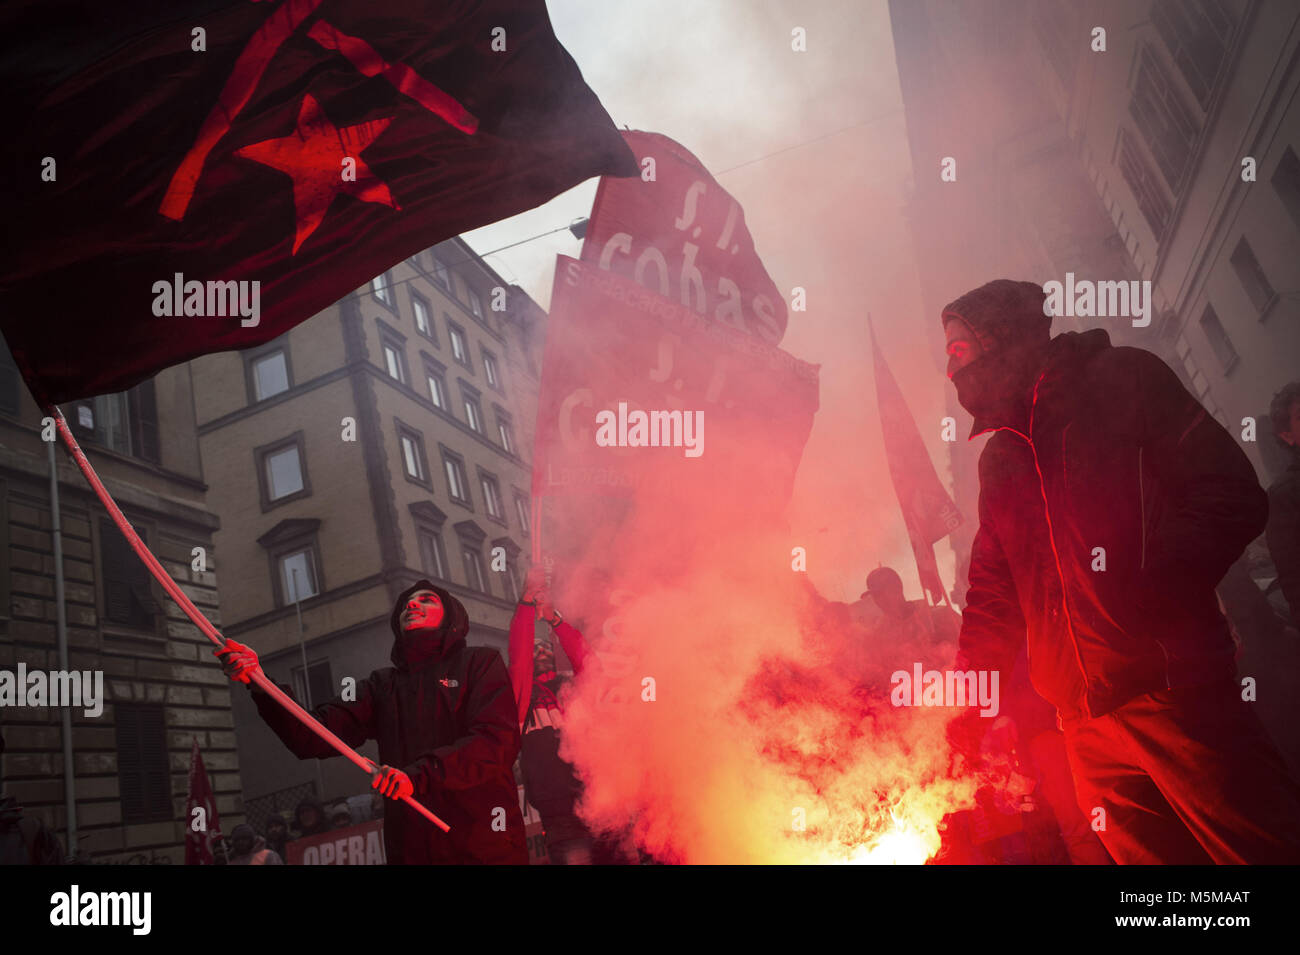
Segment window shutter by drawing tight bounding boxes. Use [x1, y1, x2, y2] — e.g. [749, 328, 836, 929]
[116, 704, 172, 822]
[129, 380, 161, 464]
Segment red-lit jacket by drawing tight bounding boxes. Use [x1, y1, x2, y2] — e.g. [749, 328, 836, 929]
[955, 330, 1268, 721]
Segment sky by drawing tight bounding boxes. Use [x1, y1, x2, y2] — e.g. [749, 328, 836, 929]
[463, 0, 956, 604]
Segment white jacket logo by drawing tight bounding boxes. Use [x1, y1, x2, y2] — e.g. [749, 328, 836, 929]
[439, 677, 459, 688]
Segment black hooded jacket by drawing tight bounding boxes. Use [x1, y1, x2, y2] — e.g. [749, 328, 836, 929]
[954, 330, 1268, 721]
[250, 580, 527, 864]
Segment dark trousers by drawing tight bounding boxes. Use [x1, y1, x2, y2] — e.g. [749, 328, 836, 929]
[1061, 679, 1300, 864]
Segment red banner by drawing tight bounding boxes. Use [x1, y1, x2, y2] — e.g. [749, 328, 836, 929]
[286, 818, 387, 865]
[184, 737, 220, 866]
[534, 257, 817, 506]
[869, 317, 962, 604]
[581, 130, 789, 346]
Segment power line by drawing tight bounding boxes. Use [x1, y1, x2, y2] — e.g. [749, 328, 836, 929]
[370, 110, 908, 300]
[713, 108, 905, 177]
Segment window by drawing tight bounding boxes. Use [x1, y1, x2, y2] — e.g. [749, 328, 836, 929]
[480, 470, 503, 521]
[251, 349, 289, 400]
[382, 339, 407, 384]
[411, 293, 437, 343]
[463, 547, 486, 592]
[258, 517, 323, 607]
[1116, 128, 1172, 241]
[1151, 0, 1235, 111]
[424, 358, 448, 410]
[482, 350, 500, 389]
[442, 449, 470, 504]
[449, 323, 471, 368]
[280, 547, 319, 601]
[371, 272, 393, 306]
[418, 528, 448, 579]
[101, 518, 160, 629]
[495, 409, 515, 453]
[291, 660, 334, 708]
[430, 255, 450, 290]
[463, 387, 483, 433]
[1273, 147, 1300, 232]
[1128, 44, 1199, 192]
[1198, 303, 1238, 373]
[256, 433, 310, 509]
[466, 287, 484, 319]
[115, 704, 171, 823]
[514, 493, 531, 536]
[396, 422, 430, 485]
[1229, 237, 1276, 316]
[266, 445, 304, 499]
[68, 381, 160, 464]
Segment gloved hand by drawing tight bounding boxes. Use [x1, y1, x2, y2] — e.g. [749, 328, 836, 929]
[522, 565, 547, 606]
[214, 639, 260, 684]
[367, 760, 414, 800]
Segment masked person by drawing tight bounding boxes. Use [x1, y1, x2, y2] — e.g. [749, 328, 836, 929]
[216, 580, 527, 865]
[941, 278, 1300, 864]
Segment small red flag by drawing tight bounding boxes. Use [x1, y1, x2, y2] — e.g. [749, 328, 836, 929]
[869, 316, 963, 604]
[184, 737, 221, 866]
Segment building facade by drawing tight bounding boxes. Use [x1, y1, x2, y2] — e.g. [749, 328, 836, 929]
[0, 348, 232, 863]
[190, 237, 546, 817]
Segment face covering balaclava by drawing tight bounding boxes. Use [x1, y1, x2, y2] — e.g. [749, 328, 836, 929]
[943, 279, 1053, 430]
[390, 579, 469, 668]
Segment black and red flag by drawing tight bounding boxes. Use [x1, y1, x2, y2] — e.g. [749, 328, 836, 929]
[0, 0, 637, 404]
[868, 315, 963, 605]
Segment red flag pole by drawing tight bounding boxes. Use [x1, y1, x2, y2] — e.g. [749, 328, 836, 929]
[44, 403, 450, 833]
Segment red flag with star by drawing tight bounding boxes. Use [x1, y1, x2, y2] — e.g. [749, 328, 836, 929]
[0, 0, 637, 404]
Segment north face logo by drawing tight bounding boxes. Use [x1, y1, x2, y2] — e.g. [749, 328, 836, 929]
[440, 677, 459, 688]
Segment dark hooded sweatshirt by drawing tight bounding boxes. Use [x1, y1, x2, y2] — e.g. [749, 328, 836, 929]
[955, 329, 1268, 722]
[250, 580, 527, 864]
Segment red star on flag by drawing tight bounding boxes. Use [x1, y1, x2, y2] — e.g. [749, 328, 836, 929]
[236, 93, 400, 254]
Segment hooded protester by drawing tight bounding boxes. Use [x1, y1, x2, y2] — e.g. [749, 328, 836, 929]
[941, 278, 1300, 864]
[216, 579, 527, 864]
[226, 823, 283, 865]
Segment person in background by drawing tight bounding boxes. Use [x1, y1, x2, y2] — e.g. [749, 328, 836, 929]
[329, 803, 353, 829]
[292, 797, 329, 839]
[225, 823, 283, 865]
[264, 814, 289, 861]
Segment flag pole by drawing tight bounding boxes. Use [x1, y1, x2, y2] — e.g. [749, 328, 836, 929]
[43, 403, 450, 833]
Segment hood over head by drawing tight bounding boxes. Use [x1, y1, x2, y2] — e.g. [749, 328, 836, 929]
[941, 279, 1052, 355]
[389, 579, 469, 668]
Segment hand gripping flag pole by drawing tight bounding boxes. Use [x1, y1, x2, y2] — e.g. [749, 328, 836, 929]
[45, 404, 450, 833]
